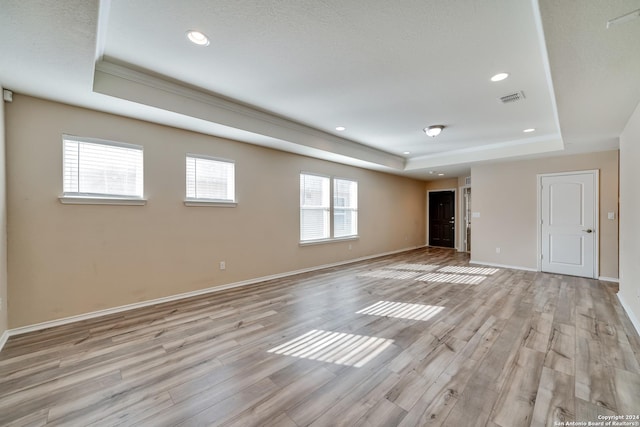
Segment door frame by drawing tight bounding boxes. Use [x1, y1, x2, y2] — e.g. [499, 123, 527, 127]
[426, 188, 457, 249]
[536, 170, 599, 278]
[458, 184, 471, 252]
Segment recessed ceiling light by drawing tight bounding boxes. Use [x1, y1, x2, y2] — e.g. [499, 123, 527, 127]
[437, 173, 445, 176]
[403, 151, 411, 155]
[186, 30, 210, 46]
[424, 125, 444, 137]
[335, 126, 346, 131]
[429, 171, 435, 174]
[523, 128, 536, 133]
[490, 72, 509, 82]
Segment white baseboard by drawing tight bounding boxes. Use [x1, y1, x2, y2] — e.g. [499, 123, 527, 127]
[598, 276, 620, 283]
[0, 330, 8, 353]
[617, 293, 640, 336]
[3, 245, 426, 343]
[469, 260, 538, 272]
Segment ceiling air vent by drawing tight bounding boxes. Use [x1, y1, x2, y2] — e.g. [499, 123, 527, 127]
[499, 91, 526, 104]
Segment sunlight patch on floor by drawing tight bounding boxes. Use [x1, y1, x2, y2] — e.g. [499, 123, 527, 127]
[267, 329, 393, 367]
[385, 263, 440, 272]
[356, 301, 445, 321]
[437, 266, 500, 275]
[357, 263, 501, 285]
[415, 272, 486, 285]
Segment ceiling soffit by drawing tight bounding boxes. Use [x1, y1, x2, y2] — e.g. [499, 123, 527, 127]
[93, 0, 563, 175]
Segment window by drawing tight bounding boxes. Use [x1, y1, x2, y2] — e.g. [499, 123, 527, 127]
[300, 174, 330, 241]
[61, 135, 144, 203]
[300, 173, 358, 243]
[334, 178, 358, 238]
[185, 155, 236, 205]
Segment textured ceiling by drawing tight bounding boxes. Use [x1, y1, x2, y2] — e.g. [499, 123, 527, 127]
[103, 0, 557, 155]
[539, 0, 640, 153]
[0, 0, 639, 179]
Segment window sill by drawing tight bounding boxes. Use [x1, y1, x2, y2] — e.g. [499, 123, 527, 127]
[59, 196, 147, 206]
[184, 199, 237, 207]
[299, 236, 359, 246]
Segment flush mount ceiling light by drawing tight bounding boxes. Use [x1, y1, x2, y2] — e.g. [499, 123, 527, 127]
[424, 125, 444, 137]
[186, 30, 210, 46]
[335, 126, 346, 131]
[490, 72, 509, 82]
[523, 128, 536, 133]
[403, 151, 411, 155]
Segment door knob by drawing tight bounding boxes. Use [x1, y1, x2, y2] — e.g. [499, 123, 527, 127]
[583, 229, 593, 233]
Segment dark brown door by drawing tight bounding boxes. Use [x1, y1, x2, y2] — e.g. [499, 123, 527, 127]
[429, 191, 455, 248]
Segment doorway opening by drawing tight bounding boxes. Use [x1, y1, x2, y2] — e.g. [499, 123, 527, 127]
[428, 190, 456, 248]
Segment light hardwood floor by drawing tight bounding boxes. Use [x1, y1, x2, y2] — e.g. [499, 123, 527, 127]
[1, 248, 639, 426]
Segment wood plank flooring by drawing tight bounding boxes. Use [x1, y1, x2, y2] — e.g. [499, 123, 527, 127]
[1, 248, 639, 426]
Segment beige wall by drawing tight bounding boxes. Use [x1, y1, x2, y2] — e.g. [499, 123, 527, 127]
[471, 151, 619, 277]
[425, 178, 459, 192]
[619, 101, 640, 331]
[5, 95, 427, 328]
[0, 87, 7, 338]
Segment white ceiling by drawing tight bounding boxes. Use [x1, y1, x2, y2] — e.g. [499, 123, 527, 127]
[1, 0, 639, 180]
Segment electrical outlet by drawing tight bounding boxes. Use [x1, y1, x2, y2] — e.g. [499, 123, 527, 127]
[348, 244, 352, 250]
[219, 261, 226, 270]
[496, 247, 501, 254]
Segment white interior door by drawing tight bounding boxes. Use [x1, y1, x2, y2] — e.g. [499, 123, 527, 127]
[541, 171, 597, 278]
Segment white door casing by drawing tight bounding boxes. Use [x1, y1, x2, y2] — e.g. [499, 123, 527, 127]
[540, 171, 598, 278]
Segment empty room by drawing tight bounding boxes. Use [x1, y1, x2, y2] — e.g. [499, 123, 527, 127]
[1, 1, 640, 426]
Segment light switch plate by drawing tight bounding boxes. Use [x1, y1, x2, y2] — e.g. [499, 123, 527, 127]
[607, 212, 616, 220]
[472, 212, 481, 218]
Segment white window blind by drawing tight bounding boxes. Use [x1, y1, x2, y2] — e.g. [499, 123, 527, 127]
[300, 173, 330, 241]
[63, 136, 143, 198]
[334, 178, 358, 238]
[186, 155, 235, 202]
